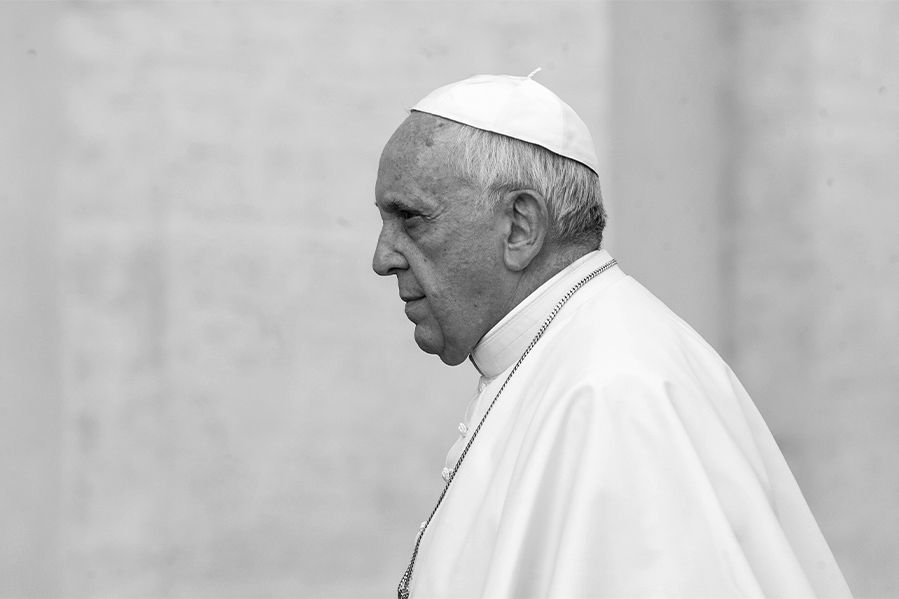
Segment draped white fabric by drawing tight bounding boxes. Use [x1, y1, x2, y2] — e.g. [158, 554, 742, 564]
[410, 251, 852, 599]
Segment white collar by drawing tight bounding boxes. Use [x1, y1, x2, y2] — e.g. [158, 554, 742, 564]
[470, 249, 618, 378]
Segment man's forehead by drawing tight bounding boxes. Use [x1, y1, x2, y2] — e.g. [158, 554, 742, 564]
[381, 114, 464, 173]
[379, 117, 457, 181]
[375, 125, 480, 214]
[389, 112, 454, 147]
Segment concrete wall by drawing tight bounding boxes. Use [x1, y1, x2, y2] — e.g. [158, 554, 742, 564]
[728, 3, 899, 591]
[1, 2, 896, 597]
[0, 4, 63, 596]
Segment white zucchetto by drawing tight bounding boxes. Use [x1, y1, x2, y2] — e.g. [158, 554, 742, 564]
[411, 72, 600, 175]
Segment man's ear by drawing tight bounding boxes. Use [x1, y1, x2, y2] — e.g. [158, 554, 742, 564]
[501, 189, 548, 272]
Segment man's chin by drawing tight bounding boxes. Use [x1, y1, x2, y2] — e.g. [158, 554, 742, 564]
[437, 351, 468, 366]
[413, 328, 468, 366]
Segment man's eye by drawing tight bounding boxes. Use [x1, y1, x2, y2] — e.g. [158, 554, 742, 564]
[398, 210, 422, 223]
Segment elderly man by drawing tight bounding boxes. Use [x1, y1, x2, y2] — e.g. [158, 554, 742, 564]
[373, 74, 851, 599]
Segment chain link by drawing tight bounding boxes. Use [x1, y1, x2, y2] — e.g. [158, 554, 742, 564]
[397, 259, 617, 598]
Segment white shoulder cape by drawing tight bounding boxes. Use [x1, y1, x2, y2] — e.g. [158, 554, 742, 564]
[409, 251, 851, 599]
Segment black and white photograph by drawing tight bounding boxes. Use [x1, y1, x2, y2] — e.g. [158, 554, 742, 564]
[1, 2, 896, 598]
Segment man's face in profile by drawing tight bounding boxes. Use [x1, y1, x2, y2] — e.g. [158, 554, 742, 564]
[372, 115, 505, 366]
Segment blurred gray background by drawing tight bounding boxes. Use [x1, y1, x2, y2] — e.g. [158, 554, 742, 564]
[1, 1, 897, 597]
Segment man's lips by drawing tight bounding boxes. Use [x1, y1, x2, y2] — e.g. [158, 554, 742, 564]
[402, 295, 425, 319]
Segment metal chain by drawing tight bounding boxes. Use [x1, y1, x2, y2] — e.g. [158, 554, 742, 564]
[397, 258, 617, 599]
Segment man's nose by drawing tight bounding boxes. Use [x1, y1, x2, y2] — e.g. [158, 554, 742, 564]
[372, 227, 408, 276]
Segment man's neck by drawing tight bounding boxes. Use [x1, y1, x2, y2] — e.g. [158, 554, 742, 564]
[501, 243, 596, 316]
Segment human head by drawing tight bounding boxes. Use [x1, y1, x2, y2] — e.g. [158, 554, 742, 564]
[373, 77, 606, 364]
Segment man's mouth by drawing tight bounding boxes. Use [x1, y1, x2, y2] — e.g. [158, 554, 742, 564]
[403, 296, 426, 321]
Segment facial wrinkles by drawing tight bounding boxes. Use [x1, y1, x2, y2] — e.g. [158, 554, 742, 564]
[376, 114, 512, 364]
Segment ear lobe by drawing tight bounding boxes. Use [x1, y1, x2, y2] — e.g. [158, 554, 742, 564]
[503, 190, 548, 272]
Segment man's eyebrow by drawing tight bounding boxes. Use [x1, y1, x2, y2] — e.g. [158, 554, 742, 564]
[375, 196, 420, 213]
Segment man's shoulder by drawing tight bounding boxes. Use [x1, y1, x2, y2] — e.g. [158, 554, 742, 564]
[540, 274, 733, 389]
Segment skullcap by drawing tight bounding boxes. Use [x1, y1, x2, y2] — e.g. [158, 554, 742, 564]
[411, 71, 600, 175]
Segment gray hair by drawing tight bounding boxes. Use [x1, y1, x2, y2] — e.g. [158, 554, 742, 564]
[443, 122, 607, 246]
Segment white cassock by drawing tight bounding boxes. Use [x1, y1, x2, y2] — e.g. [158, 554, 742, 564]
[410, 250, 852, 599]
